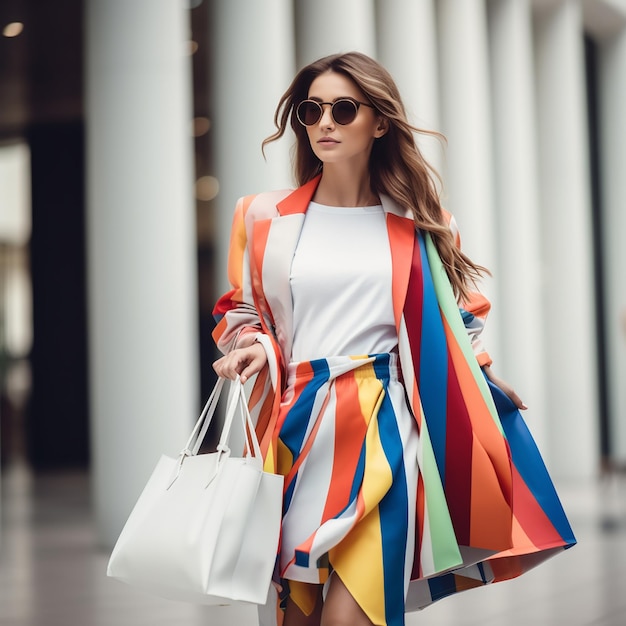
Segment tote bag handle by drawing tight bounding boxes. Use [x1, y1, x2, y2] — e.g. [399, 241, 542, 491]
[180, 376, 261, 460]
[214, 377, 262, 460]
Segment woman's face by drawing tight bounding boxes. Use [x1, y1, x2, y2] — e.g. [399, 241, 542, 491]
[303, 71, 385, 168]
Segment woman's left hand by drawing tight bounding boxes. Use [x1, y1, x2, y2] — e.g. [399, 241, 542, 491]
[482, 365, 528, 410]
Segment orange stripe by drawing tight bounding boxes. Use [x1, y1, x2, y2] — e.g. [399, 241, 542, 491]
[386, 213, 415, 331]
[454, 574, 486, 592]
[211, 315, 228, 345]
[444, 317, 511, 493]
[322, 375, 369, 520]
[410, 379, 422, 431]
[248, 217, 284, 463]
[469, 437, 514, 550]
[509, 464, 564, 550]
[442, 318, 514, 549]
[226, 197, 245, 298]
[489, 555, 524, 580]
[276, 176, 320, 215]
[250, 218, 273, 324]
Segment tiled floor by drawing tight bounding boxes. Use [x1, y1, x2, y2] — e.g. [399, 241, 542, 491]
[1, 462, 625, 626]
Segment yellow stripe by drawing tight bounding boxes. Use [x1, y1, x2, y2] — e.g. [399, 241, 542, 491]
[355, 364, 383, 428]
[330, 507, 386, 625]
[360, 387, 392, 514]
[276, 438, 294, 476]
[289, 580, 319, 617]
[263, 442, 276, 473]
[328, 379, 391, 624]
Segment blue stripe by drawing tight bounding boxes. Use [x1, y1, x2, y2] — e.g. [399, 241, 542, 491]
[372, 352, 391, 381]
[377, 387, 409, 626]
[280, 359, 330, 457]
[427, 573, 458, 602]
[283, 473, 297, 514]
[347, 444, 366, 511]
[486, 377, 576, 546]
[477, 561, 487, 583]
[294, 550, 309, 567]
[280, 360, 330, 512]
[460, 308, 475, 326]
[417, 232, 449, 481]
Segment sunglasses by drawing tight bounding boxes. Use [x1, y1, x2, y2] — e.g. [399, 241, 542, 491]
[296, 98, 375, 126]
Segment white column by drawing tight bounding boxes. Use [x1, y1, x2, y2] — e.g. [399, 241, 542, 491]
[436, 0, 500, 359]
[376, 0, 443, 172]
[534, 0, 600, 479]
[85, 0, 198, 547]
[295, 0, 377, 67]
[209, 0, 295, 295]
[487, 0, 548, 451]
[599, 27, 626, 464]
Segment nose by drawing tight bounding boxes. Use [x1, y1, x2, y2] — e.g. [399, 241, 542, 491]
[318, 103, 335, 128]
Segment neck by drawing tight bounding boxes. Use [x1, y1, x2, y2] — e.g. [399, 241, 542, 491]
[313, 164, 379, 207]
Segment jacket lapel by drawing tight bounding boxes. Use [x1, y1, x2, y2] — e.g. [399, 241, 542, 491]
[380, 194, 415, 333]
[254, 177, 321, 361]
[253, 181, 415, 364]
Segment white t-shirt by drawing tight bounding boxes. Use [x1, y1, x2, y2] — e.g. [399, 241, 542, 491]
[289, 201, 397, 362]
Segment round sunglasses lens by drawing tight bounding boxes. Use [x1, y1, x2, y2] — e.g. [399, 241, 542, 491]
[332, 100, 358, 124]
[298, 101, 321, 125]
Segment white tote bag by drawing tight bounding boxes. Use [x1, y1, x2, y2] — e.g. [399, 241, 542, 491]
[107, 377, 284, 605]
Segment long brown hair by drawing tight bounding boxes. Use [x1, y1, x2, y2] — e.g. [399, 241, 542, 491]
[263, 51, 487, 301]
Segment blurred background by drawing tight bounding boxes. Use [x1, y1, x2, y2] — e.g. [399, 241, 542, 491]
[1, 0, 625, 624]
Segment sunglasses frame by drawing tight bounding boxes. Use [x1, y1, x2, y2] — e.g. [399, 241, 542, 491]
[296, 97, 375, 127]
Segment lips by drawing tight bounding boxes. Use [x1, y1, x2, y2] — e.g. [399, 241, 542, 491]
[317, 137, 339, 144]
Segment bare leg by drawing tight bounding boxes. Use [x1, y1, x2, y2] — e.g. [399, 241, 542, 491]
[321, 574, 374, 626]
[283, 584, 323, 626]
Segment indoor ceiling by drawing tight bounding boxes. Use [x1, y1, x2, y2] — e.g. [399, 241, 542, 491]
[0, 0, 209, 144]
[0, 0, 83, 141]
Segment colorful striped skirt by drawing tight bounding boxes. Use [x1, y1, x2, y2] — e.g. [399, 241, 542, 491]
[268, 352, 576, 626]
[275, 353, 417, 625]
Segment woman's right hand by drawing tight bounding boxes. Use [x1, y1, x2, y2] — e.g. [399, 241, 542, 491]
[213, 342, 267, 384]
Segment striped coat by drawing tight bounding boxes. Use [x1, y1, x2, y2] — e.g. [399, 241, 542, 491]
[212, 175, 575, 614]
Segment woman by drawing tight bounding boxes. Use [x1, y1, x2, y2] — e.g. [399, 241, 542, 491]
[212, 52, 575, 626]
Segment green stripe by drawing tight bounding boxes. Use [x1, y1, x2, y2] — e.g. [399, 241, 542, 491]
[424, 234, 503, 434]
[419, 415, 463, 572]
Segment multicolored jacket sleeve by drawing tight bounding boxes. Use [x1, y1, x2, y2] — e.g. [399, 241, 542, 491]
[447, 213, 493, 367]
[211, 196, 280, 437]
[212, 196, 262, 352]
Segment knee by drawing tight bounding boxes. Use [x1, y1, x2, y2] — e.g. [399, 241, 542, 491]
[321, 616, 360, 626]
[320, 592, 373, 626]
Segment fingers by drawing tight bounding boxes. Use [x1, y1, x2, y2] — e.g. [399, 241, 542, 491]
[497, 382, 527, 410]
[508, 390, 528, 411]
[212, 344, 267, 383]
[213, 351, 246, 380]
[483, 366, 528, 410]
[500, 385, 528, 410]
[239, 354, 264, 384]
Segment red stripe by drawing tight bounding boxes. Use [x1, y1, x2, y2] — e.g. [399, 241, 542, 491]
[212, 288, 237, 317]
[411, 472, 425, 579]
[510, 464, 564, 549]
[444, 351, 473, 546]
[402, 234, 424, 417]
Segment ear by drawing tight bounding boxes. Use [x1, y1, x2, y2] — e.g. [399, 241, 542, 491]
[374, 117, 388, 139]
